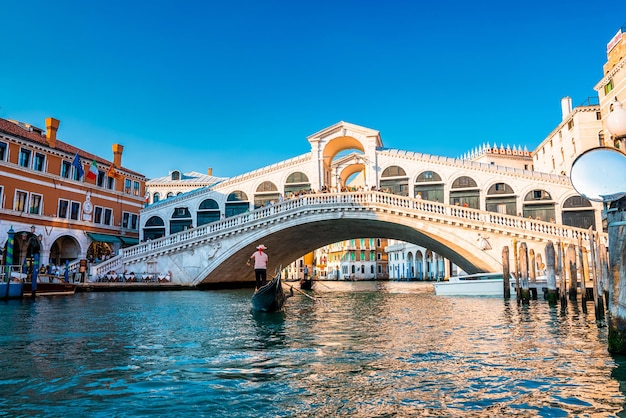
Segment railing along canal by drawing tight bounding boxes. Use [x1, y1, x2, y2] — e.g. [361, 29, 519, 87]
[93, 191, 595, 275]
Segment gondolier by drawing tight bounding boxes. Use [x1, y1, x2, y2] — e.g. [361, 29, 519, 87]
[247, 244, 268, 289]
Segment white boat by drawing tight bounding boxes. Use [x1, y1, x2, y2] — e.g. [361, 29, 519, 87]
[433, 272, 507, 296]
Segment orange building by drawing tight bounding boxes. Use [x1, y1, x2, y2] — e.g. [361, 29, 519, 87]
[0, 117, 146, 272]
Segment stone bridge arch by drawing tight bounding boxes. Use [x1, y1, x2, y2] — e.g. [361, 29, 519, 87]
[98, 191, 592, 287]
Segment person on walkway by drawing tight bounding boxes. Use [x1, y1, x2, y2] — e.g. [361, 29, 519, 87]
[247, 244, 269, 289]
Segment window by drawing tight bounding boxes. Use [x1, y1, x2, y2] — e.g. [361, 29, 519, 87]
[33, 153, 45, 171]
[124, 179, 132, 194]
[61, 161, 71, 178]
[94, 206, 103, 223]
[122, 212, 139, 229]
[18, 148, 31, 168]
[133, 181, 140, 196]
[103, 208, 113, 225]
[567, 120, 574, 130]
[0, 142, 6, 161]
[29, 193, 42, 215]
[604, 79, 614, 95]
[14, 191, 27, 212]
[106, 177, 114, 190]
[130, 214, 138, 230]
[58, 199, 69, 218]
[0, 185, 3, 208]
[97, 170, 106, 187]
[70, 202, 81, 220]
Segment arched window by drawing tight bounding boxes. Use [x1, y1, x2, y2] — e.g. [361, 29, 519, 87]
[170, 207, 192, 234]
[522, 190, 555, 221]
[152, 192, 161, 203]
[143, 216, 166, 240]
[255, 181, 280, 208]
[450, 176, 479, 208]
[562, 195, 595, 229]
[380, 165, 408, 196]
[285, 171, 311, 196]
[485, 182, 516, 215]
[197, 198, 220, 226]
[225, 190, 249, 217]
[414, 170, 443, 202]
[171, 170, 181, 181]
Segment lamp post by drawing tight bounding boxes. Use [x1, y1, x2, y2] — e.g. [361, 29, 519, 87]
[606, 98, 626, 148]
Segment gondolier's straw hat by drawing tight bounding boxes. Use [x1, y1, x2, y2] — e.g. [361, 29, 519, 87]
[256, 244, 267, 250]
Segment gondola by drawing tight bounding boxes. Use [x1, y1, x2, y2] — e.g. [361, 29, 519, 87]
[251, 268, 286, 312]
[299, 277, 313, 290]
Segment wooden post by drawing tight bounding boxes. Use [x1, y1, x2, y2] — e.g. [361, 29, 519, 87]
[519, 242, 530, 304]
[502, 246, 511, 299]
[606, 197, 626, 354]
[589, 230, 605, 320]
[557, 241, 567, 309]
[529, 248, 538, 299]
[567, 244, 578, 302]
[512, 239, 520, 300]
[545, 241, 558, 305]
[580, 246, 589, 314]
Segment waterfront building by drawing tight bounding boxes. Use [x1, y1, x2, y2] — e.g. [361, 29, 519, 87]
[145, 168, 226, 206]
[532, 97, 603, 176]
[0, 117, 146, 270]
[385, 239, 463, 281]
[323, 238, 389, 281]
[595, 24, 626, 149]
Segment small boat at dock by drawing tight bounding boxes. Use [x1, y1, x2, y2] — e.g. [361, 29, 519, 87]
[433, 272, 507, 296]
[300, 277, 313, 290]
[251, 269, 286, 312]
[0, 281, 24, 299]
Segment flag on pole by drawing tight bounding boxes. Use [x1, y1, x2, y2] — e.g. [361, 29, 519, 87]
[86, 160, 98, 180]
[72, 153, 84, 179]
[106, 165, 123, 179]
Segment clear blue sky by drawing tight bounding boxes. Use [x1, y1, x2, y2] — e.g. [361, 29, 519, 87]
[1, 0, 625, 179]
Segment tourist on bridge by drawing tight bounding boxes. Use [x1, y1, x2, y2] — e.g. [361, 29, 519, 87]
[247, 244, 268, 289]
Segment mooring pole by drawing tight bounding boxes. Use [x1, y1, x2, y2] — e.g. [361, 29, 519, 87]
[606, 197, 626, 354]
[557, 241, 567, 309]
[519, 242, 530, 304]
[567, 244, 578, 302]
[512, 239, 520, 299]
[3, 227, 15, 299]
[529, 248, 538, 300]
[545, 241, 558, 305]
[580, 246, 589, 314]
[589, 230, 605, 321]
[502, 246, 511, 299]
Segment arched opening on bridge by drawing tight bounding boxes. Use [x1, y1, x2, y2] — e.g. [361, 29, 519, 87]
[561, 195, 596, 230]
[450, 176, 480, 208]
[225, 191, 249, 217]
[143, 216, 166, 240]
[523, 190, 555, 222]
[414, 170, 444, 201]
[407, 252, 414, 279]
[170, 207, 192, 233]
[48, 235, 81, 266]
[321, 134, 369, 191]
[485, 182, 517, 215]
[284, 172, 311, 197]
[416, 250, 424, 280]
[254, 181, 280, 208]
[197, 198, 220, 226]
[380, 165, 408, 196]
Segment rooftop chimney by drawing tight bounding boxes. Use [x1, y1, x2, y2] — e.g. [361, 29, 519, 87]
[45, 117, 60, 148]
[561, 97, 573, 121]
[207, 167, 213, 176]
[112, 144, 124, 168]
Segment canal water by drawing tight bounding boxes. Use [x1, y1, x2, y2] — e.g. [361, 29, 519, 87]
[1, 281, 625, 417]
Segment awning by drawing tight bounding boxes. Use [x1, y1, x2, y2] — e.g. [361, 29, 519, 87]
[87, 233, 121, 243]
[119, 236, 139, 245]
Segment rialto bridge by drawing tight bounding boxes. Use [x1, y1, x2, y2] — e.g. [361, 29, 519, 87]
[93, 121, 602, 286]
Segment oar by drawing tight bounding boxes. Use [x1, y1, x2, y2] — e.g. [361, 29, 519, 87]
[283, 283, 320, 300]
[312, 279, 331, 289]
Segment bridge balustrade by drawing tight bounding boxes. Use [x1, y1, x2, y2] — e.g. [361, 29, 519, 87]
[91, 191, 595, 277]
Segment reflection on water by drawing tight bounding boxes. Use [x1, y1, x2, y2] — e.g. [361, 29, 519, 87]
[0, 282, 624, 417]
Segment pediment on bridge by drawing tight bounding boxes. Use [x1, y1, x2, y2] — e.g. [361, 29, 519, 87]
[307, 121, 383, 148]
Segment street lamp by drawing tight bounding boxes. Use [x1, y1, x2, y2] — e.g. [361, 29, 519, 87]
[606, 98, 626, 148]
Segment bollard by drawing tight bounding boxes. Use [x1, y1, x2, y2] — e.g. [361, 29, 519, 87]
[567, 244, 578, 302]
[502, 246, 511, 299]
[519, 243, 530, 304]
[545, 241, 558, 305]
